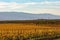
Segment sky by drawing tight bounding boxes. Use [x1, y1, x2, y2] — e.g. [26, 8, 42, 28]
[0, 0, 60, 15]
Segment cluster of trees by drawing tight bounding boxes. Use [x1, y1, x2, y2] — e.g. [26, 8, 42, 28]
[0, 19, 60, 24]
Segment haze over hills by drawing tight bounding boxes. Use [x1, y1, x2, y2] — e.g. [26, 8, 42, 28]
[0, 12, 60, 20]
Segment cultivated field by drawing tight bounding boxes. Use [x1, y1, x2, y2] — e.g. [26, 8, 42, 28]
[0, 19, 60, 40]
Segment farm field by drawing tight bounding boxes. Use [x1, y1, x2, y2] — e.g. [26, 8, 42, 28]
[0, 20, 60, 40]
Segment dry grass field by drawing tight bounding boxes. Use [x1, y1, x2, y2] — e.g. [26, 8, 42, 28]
[0, 20, 60, 40]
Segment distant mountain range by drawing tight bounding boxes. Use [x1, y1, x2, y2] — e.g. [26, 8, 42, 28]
[0, 12, 60, 20]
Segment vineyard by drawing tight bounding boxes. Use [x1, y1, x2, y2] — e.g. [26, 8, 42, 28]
[0, 20, 60, 40]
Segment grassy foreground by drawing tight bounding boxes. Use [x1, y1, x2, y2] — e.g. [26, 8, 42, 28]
[0, 19, 60, 40]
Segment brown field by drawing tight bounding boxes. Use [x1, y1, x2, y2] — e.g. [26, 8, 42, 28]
[0, 20, 60, 40]
[0, 22, 60, 36]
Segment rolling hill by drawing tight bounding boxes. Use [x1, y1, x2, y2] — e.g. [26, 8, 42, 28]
[0, 12, 60, 20]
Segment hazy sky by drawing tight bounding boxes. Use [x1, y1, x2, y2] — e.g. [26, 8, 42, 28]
[0, 0, 60, 15]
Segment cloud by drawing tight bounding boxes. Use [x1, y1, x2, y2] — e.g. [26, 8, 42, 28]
[0, 2, 60, 15]
[24, 1, 60, 5]
[19, 8, 60, 15]
[0, 2, 27, 9]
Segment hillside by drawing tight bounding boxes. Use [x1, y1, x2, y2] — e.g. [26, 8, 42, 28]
[0, 12, 60, 20]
